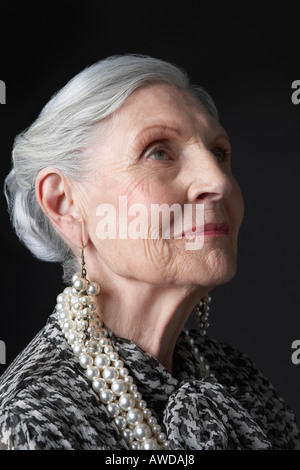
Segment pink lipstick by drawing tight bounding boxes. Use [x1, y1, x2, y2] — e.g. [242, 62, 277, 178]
[183, 223, 229, 238]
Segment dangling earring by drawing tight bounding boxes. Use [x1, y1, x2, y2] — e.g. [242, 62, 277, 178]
[195, 294, 211, 336]
[56, 241, 101, 352]
[55, 244, 171, 450]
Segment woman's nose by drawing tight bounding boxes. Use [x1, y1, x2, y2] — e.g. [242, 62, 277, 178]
[185, 149, 233, 205]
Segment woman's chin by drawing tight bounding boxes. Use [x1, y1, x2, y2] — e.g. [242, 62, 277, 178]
[184, 249, 238, 289]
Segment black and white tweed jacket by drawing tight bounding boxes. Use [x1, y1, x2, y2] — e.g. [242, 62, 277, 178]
[0, 312, 299, 450]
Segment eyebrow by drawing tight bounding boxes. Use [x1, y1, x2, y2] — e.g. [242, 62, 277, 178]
[213, 133, 231, 144]
[132, 124, 183, 144]
[130, 123, 231, 153]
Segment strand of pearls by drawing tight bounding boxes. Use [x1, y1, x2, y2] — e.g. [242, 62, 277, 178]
[56, 272, 171, 450]
[184, 294, 213, 379]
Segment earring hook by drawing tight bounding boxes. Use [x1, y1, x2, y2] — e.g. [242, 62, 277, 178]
[80, 220, 87, 279]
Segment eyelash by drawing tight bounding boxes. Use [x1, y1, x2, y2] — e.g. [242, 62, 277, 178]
[211, 147, 231, 163]
[145, 143, 171, 161]
[144, 143, 230, 163]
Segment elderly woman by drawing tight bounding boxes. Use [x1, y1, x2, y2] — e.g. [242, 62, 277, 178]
[0, 55, 299, 450]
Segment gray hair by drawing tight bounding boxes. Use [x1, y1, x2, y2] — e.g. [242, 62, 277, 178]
[4, 54, 219, 283]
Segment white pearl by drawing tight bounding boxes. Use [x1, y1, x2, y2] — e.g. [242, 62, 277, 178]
[79, 319, 88, 329]
[85, 366, 100, 380]
[87, 342, 101, 357]
[133, 423, 152, 441]
[122, 428, 134, 443]
[127, 408, 144, 426]
[113, 416, 127, 431]
[79, 354, 93, 369]
[56, 302, 65, 312]
[71, 296, 79, 306]
[114, 359, 124, 369]
[163, 440, 171, 450]
[73, 278, 88, 292]
[124, 376, 133, 385]
[82, 307, 91, 317]
[67, 332, 77, 344]
[80, 295, 90, 305]
[99, 338, 109, 347]
[91, 331, 101, 341]
[111, 379, 127, 396]
[77, 332, 86, 342]
[72, 272, 82, 284]
[92, 321, 102, 330]
[92, 377, 106, 393]
[58, 311, 69, 322]
[62, 320, 76, 332]
[141, 438, 159, 450]
[119, 393, 136, 411]
[152, 424, 162, 434]
[94, 354, 110, 369]
[87, 282, 100, 296]
[104, 345, 114, 355]
[119, 367, 129, 378]
[143, 408, 152, 419]
[72, 343, 83, 356]
[99, 388, 114, 404]
[106, 403, 120, 418]
[56, 294, 65, 303]
[109, 352, 119, 362]
[138, 400, 147, 410]
[148, 416, 157, 426]
[129, 441, 141, 450]
[157, 432, 167, 443]
[102, 367, 119, 383]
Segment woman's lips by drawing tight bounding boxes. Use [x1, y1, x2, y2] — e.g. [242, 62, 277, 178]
[182, 223, 229, 238]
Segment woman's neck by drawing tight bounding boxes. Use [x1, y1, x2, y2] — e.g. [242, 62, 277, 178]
[91, 274, 207, 373]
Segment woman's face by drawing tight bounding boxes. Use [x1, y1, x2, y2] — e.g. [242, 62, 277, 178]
[79, 83, 244, 289]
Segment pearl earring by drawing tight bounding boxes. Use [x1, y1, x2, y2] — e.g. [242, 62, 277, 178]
[195, 294, 211, 336]
[55, 243, 171, 449]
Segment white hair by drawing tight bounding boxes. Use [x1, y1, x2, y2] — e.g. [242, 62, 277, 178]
[4, 54, 219, 282]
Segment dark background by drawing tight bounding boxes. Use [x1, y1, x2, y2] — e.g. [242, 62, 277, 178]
[0, 1, 299, 429]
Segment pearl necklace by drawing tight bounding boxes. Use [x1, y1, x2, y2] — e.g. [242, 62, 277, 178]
[56, 272, 212, 450]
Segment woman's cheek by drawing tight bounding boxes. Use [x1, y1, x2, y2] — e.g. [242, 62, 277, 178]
[228, 178, 244, 234]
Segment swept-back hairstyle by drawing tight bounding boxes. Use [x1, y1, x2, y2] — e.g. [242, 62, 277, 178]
[4, 54, 218, 282]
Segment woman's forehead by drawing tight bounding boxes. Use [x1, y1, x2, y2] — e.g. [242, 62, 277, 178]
[102, 82, 227, 144]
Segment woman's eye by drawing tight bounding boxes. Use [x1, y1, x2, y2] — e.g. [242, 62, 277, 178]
[212, 147, 230, 163]
[148, 148, 170, 161]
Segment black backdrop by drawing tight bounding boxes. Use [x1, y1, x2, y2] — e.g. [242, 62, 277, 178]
[0, 2, 299, 429]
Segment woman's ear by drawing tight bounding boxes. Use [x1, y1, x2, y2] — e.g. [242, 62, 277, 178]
[35, 167, 83, 248]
